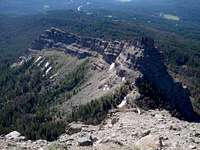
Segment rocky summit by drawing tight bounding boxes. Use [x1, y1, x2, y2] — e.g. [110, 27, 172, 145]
[0, 109, 200, 150]
[1, 27, 199, 150]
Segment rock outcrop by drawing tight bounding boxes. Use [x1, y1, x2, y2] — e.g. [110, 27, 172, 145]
[5, 131, 26, 141]
[30, 27, 199, 122]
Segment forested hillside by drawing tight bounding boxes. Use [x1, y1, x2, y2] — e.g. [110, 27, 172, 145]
[0, 56, 89, 140]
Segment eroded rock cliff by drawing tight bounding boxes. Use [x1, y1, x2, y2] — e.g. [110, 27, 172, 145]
[30, 27, 200, 121]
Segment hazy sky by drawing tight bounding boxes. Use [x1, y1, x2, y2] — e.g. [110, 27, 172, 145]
[117, 0, 133, 2]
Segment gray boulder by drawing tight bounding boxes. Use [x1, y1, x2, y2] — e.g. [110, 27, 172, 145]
[78, 134, 93, 146]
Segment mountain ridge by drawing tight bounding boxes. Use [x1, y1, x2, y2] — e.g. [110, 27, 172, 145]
[30, 27, 199, 121]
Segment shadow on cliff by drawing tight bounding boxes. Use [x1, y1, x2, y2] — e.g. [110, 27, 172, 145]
[135, 37, 200, 123]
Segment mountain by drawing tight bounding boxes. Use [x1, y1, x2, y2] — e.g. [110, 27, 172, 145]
[0, 1, 200, 150]
[27, 27, 200, 121]
[0, 9, 199, 110]
[0, 27, 199, 143]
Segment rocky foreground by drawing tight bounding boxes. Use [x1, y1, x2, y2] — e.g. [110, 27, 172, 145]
[1, 108, 200, 150]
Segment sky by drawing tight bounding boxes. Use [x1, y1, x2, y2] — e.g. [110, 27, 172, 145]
[117, 0, 133, 2]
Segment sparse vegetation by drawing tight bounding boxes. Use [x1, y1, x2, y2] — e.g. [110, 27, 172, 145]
[72, 82, 132, 124]
[136, 79, 183, 118]
[137, 79, 166, 109]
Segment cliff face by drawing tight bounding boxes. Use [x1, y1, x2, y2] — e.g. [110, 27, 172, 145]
[115, 36, 199, 121]
[32, 27, 123, 63]
[31, 27, 199, 121]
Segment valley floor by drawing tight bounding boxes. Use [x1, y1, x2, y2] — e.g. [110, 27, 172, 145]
[1, 108, 200, 150]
